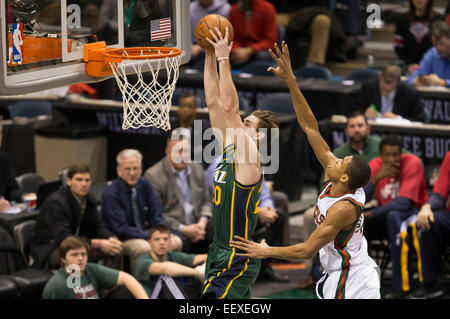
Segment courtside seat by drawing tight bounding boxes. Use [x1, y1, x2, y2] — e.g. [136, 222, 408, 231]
[258, 92, 294, 114]
[239, 60, 276, 76]
[16, 172, 45, 194]
[8, 100, 52, 119]
[0, 225, 52, 298]
[0, 276, 20, 298]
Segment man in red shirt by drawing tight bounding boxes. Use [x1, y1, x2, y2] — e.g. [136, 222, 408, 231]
[363, 135, 428, 298]
[410, 151, 450, 299]
[228, 0, 278, 67]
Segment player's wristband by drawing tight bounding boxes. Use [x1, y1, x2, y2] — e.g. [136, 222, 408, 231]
[217, 57, 229, 62]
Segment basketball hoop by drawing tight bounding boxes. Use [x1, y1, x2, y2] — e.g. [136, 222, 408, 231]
[84, 42, 182, 131]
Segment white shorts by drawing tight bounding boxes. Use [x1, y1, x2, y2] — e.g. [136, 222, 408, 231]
[317, 265, 380, 299]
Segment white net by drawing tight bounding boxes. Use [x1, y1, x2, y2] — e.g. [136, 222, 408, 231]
[110, 52, 181, 131]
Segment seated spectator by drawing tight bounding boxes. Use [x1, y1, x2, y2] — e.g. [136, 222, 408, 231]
[362, 65, 426, 122]
[229, 0, 278, 67]
[204, 155, 290, 282]
[101, 149, 181, 272]
[409, 21, 450, 87]
[410, 151, 450, 299]
[394, 0, 444, 75]
[133, 225, 207, 299]
[42, 236, 149, 299]
[171, 91, 214, 168]
[363, 135, 429, 299]
[283, 1, 361, 68]
[189, 0, 231, 69]
[300, 112, 381, 288]
[30, 163, 123, 270]
[144, 136, 213, 254]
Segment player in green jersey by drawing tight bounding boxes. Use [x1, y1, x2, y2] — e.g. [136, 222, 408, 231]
[200, 26, 279, 299]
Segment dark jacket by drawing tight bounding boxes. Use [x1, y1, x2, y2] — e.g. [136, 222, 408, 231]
[360, 78, 426, 122]
[101, 177, 167, 241]
[0, 152, 24, 202]
[30, 186, 113, 269]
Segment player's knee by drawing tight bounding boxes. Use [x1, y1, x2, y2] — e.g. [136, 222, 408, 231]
[312, 14, 331, 30]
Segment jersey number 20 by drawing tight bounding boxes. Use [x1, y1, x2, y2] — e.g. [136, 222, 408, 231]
[213, 185, 221, 206]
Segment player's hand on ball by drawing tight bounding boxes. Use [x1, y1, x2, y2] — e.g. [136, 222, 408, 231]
[230, 236, 269, 259]
[206, 26, 233, 59]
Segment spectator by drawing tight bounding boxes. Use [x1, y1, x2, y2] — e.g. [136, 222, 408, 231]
[410, 151, 450, 299]
[171, 91, 215, 168]
[363, 135, 429, 298]
[189, 0, 231, 69]
[42, 236, 149, 299]
[331, 0, 365, 36]
[30, 163, 123, 270]
[283, 1, 361, 68]
[0, 152, 25, 211]
[205, 155, 290, 282]
[101, 149, 180, 272]
[409, 21, 450, 87]
[144, 137, 213, 254]
[394, 0, 444, 75]
[299, 112, 382, 289]
[228, 0, 278, 67]
[362, 65, 426, 122]
[133, 225, 207, 299]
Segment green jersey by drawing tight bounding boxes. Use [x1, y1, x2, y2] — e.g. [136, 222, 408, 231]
[42, 263, 119, 299]
[202, 144, 262, 299]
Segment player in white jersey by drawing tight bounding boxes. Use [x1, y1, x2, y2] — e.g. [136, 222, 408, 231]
[230, 42, 380, 299]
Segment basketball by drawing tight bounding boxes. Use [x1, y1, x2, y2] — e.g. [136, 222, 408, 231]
[194, 14, 234, 50]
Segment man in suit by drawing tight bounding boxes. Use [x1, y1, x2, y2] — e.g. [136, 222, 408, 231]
[101, 149, 178, 273]
[361, 65, 426, 122]
[30, 163, 123, 270]
[144, 136, 213, 254]
[171, 91, 215, 168]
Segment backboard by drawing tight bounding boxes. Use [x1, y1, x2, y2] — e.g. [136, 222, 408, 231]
[0, 0, 191, 96]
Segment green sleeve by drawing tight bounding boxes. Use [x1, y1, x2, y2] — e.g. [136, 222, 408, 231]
[86, 263, 119, 290]
[169, 251, 195, 267]
[133, 254, 155, 282]
[41, 270, 73, 299]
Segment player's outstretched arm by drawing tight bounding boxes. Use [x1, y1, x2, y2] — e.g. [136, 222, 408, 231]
[204, 48, 225, 147]
[230, 201, 358, 260]
[268, 42, 335, 170]
[207, 27, 260, 185]
[207, 27, 240, 123]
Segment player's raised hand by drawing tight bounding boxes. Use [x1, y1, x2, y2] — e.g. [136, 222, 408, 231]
[268, 41, 296, 82]
[206, 26, 233, 59]
[230, 235, 269, 259]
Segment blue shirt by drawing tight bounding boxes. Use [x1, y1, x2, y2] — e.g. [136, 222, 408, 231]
[408, 47, 450, 87]
[101, 177, 167, 241]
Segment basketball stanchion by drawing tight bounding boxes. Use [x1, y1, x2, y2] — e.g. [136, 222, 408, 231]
[84, 41, 182, 131]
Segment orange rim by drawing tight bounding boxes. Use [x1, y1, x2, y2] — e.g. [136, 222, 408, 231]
[103, 47, 182, 63]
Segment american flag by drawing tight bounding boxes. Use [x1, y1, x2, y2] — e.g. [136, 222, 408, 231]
[150, 18, 171, 41]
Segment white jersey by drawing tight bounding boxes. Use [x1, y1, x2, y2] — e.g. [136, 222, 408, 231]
[314, 182, 379, 298]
